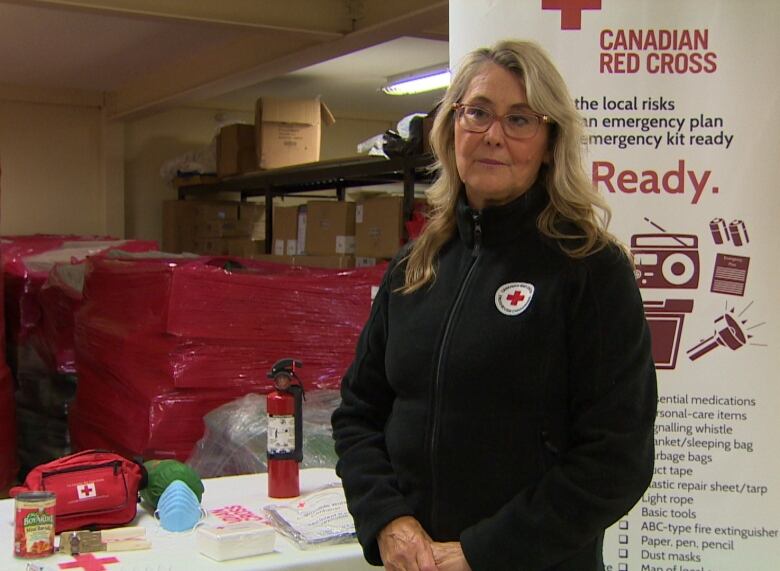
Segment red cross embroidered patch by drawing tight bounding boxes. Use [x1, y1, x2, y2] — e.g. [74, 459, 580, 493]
[495, 282, 535, 316]
[76, 482, 97, 499]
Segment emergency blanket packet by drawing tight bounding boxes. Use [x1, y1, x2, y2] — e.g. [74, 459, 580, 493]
[263, 483, 356, 549]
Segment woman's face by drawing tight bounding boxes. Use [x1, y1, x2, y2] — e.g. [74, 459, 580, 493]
[454, 62, 551, 210]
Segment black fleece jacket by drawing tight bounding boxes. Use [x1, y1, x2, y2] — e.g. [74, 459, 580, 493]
[332, 182, 657, 571]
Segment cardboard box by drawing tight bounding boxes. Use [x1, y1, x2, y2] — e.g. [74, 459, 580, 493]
[192, 238, 230, 256]
[162, 200, 198, 253]
[305, 201, 356, 256]
[355, 195, 404, 258]
[239, 202, 265, 222]
[237, 202, 266, 240]
[193, 201, 239, 222]
[217, 124, 257, 177]
[255, 97, 335, 170]
[163, 200, 244, 253]
[173, 174, 219, 188]
[272, 206, 299, 256]
[253, 254, 355, 269]
[195, 219, 254, 238]
[356, 257, 386, 267]
[226, 238, 265, 258]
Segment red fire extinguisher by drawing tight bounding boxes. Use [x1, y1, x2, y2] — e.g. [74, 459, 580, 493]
[266, 358, 304, 498]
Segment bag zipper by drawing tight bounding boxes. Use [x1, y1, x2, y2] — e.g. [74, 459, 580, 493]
[42, 460, 121, 478]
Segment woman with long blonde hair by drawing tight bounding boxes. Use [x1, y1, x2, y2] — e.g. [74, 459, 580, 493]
[333, 40, 656, 571]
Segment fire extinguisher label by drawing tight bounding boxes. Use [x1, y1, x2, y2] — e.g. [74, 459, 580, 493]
[268, 415, 296, 454]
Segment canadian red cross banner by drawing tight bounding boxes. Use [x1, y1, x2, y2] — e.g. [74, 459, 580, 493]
[452, 0, 780, 568]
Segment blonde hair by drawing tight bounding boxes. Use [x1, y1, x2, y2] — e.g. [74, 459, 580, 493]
[401, 40, 616, 293]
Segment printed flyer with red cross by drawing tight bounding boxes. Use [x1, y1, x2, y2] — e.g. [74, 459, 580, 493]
[452, 0, 780, 568]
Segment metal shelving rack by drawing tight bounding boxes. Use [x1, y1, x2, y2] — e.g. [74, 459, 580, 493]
[176, 154, 435, 253]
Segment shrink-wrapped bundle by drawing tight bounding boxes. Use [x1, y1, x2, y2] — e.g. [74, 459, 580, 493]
[70, 255, 385, 461]
[0, 236, 157, 474]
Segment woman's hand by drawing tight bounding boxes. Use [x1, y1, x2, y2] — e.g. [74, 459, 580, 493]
[378, 516, 438, 571]
[431, 541, 472, 571]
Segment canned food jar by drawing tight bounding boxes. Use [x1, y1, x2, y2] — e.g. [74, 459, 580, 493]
[14, 491, 56, 558]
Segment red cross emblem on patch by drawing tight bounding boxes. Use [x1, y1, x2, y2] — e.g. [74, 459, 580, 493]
[542, 0, 602, 30]
[495, 282, 535, 316]
[77, 482, 97, 500]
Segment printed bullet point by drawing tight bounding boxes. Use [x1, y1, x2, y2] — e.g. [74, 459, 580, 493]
[619, 548, 628, 558]
[619, 534, 629, 544]
[618, 564, 628, 571]
[619, 520, 629, 530]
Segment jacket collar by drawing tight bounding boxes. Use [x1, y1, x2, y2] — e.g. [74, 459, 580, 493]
[456, 178, 549, 249]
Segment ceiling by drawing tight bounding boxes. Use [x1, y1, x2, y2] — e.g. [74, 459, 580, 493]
[0, 0, 449, 122]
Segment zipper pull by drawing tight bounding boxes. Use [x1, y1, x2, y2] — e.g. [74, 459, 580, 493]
[472, 213, 482, 257]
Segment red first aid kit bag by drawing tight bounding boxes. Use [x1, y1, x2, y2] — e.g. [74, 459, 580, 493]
[10, 449, 147, 532]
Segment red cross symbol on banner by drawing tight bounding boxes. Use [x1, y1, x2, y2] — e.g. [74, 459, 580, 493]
[542, 0, 602, 30]
[506, 290, 526, 306]
[59, 553, 120, 571]
[80, 484, 93, 495]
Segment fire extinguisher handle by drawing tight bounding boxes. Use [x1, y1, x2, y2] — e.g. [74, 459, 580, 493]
[268, 358, 303, 378]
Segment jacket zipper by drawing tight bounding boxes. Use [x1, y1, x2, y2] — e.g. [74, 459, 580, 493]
[429, 212, 482, 535]
[471, 213, 482, 257]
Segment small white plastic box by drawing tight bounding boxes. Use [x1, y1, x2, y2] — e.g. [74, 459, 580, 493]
[196, 521, 276, 561]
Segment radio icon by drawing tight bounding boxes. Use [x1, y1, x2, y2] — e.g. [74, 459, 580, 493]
[630, 233, 700, 289]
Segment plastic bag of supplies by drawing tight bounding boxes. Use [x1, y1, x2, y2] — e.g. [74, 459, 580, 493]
[186, 390, 341, 478]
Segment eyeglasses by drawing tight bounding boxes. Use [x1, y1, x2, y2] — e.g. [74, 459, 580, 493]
[452, 103, 553, 140]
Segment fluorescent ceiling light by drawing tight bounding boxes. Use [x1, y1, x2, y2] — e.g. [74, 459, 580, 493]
[381, 66, 450, 96]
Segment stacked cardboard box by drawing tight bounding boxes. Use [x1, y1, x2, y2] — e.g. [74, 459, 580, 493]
[355, 195, 405, 265]
[214, 98, 335, 176]
[255, 97, 335, 170]
[306, 201, 356, 256]
[257, 195, 409, 269]
[162, 200, 265, 256]
[217, 124, 256, 177]
[250, 200, 360, 269]
[272, 205, 301, 256]
[254, 254, 356, 269]
[295, 200, 356, 268]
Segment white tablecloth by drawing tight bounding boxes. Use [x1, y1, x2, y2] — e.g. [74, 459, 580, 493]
[1, 468, 376, 571]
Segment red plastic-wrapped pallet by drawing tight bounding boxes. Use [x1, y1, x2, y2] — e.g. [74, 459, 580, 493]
[0, 363, 15, 492]
[69, 255, 386, 461]
[0, 266, 18, 492]
[0, 165, 17, 490]
[70, 359, 252, 461]
[0, 236, 158, 474]
[1, 236, 158, 369]
[1, 235, 107, 347]
[36, 263, 86, 375]
[0, 247, 6, 356]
